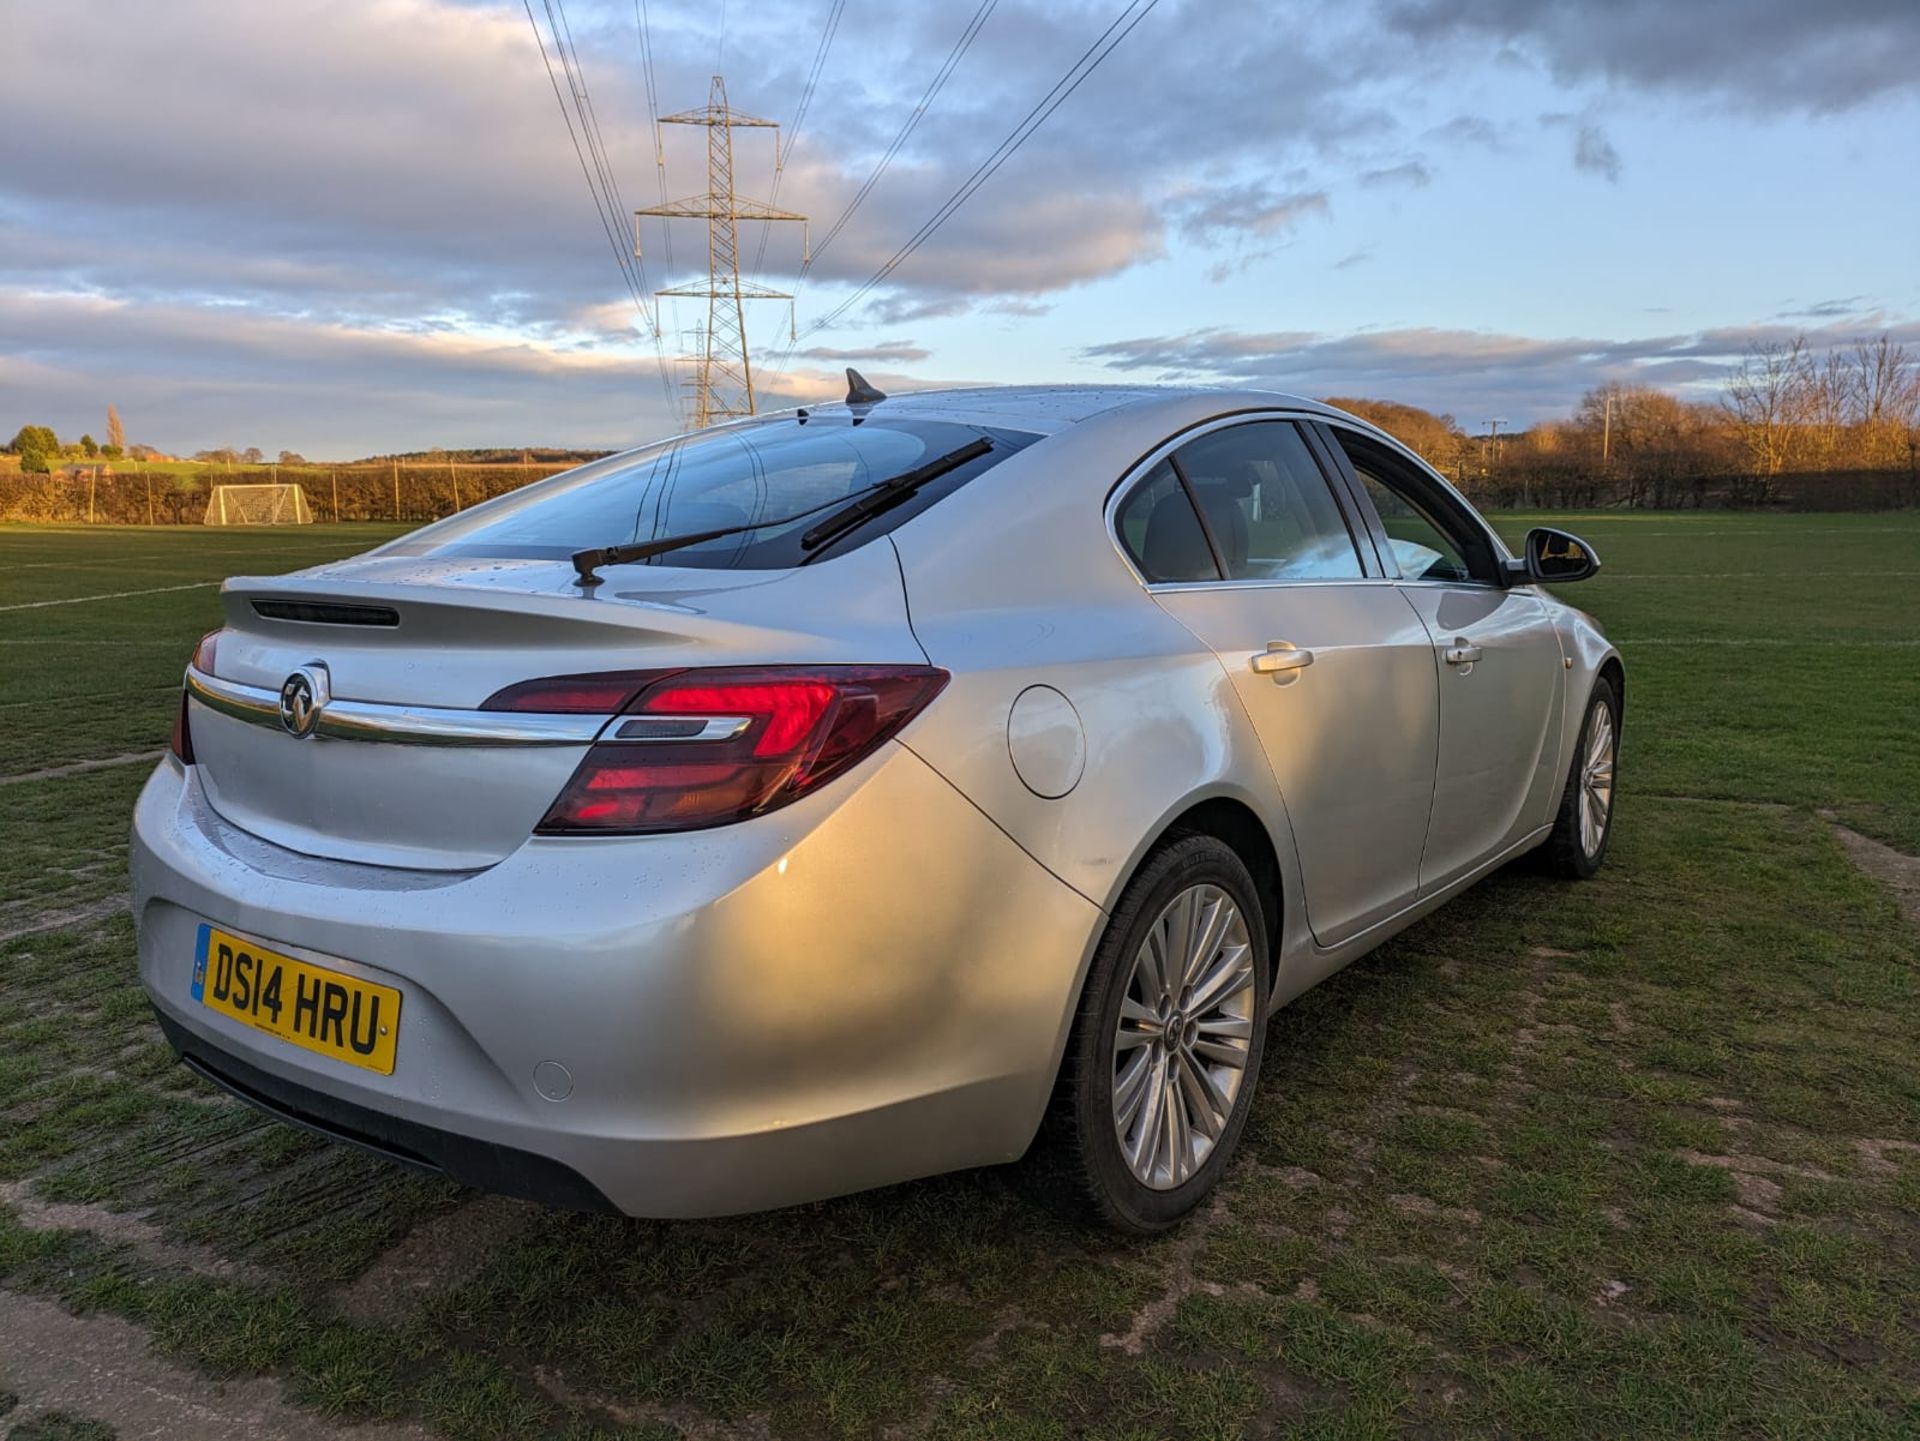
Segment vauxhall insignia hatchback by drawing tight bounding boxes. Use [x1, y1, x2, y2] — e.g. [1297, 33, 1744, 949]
[132, 383, 1621, 1232]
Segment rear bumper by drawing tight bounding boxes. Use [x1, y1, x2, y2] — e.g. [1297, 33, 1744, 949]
[131, 747, 1103, 1217]
[155, 1008, 618, 1211]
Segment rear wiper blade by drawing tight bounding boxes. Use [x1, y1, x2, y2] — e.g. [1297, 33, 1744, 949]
[571, 485, 878, 587]
[570, 436, 994, 586]
[798, 437, 993, 554]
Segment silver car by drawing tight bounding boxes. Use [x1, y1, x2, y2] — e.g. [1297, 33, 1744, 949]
[132, 384, 1620, 1233]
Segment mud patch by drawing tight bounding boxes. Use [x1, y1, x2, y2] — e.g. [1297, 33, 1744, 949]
[334, 1194, 539, 1325]
[1098, 1198, 1230, 1355]
[0, 752, 165, 786]
[0, 1182, 265, 1284]
[1856, 1138, 1920, 1177]
[1731, 1172, 1783, 1211]
[0, 896, 128, 945]
[1674, 1149, 1836, 1182]
[1820, 814, 1920, 928]
[535, 1364, 770, 1441]
[0, 1289, 431, 1441]
[1388, 1193, 1481, 1226]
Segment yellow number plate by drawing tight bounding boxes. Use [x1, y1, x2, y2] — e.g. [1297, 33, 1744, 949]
[191, 924, 401, 1075]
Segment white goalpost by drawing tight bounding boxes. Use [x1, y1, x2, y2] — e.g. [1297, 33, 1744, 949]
[203, 483, 315, 526]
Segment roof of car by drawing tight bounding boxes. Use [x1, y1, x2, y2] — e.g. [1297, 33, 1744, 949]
[782, 384, 1345, 436]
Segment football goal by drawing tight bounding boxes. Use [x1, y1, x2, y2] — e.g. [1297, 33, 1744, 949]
[203, 483, 315, 525]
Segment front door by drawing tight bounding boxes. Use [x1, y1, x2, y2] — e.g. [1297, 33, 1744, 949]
[1324, 426, 1566, 892]
[1116, 419, 1441, 947]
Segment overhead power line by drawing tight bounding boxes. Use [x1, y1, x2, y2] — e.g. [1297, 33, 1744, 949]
[801, 0, 1162, 342]
[633, 0, 674, 271]
[809, 0, 997, 267]
[750, 0, 847, 277]
[760, 0, 996, 378]
[523, 0, 680, 424]
[523, 0, 652, 329]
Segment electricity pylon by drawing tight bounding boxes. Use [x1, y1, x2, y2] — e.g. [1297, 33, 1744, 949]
[637, 76, 808, 429]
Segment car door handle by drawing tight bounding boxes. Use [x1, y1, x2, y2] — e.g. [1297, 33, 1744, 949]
[1249, 643, 1314, 676]
[1444, 640, 1483, 666]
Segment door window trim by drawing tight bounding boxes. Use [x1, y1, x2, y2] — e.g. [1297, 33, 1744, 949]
[1313, 420, 1514, 589]
[1104, 412, 1387, 591]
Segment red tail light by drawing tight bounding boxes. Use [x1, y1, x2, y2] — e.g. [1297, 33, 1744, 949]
[534, 665, 949, 834]
[481, 670, 675, 714]
[171, 629, 223, 763]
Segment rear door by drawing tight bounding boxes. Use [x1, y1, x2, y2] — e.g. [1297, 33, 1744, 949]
[1117, 418, 1440, 947]
[1318, 423, 1566, 893]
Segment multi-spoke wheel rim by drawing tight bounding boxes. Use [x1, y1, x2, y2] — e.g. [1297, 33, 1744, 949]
[1112, 883, 1256, 1190]
[1579, 703, 1616, 858]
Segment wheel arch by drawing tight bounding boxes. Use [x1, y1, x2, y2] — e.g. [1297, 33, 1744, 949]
[1598, 652, 1625, 716]
[1149, 795, 1285, 989]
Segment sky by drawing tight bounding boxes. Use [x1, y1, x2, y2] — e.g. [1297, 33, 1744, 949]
[4, 0, 1918, 458]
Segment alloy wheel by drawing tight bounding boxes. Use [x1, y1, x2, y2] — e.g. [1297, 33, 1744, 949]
[1579, 702, 1616, 858]
[1111, 883, 1256, 1189]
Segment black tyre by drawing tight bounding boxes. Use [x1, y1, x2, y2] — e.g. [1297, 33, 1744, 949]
[1038, 833, 1270, 1234]
[1536, 675, 1620, 879]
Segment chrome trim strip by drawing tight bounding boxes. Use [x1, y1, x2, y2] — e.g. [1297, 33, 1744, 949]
[315, 704, 606, 747]
[184, 666, 608, 746]
[185, 666, 280, 726]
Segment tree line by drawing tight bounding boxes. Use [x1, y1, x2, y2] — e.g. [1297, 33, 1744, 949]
[1334, 333, 1920, 510]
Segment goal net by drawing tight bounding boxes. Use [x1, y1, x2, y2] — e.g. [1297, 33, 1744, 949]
[203, 483, 315, 526]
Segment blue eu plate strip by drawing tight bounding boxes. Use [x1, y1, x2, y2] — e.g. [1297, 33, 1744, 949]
[190, 922, 211, 1002]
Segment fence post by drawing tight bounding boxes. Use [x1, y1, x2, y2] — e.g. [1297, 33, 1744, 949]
[89, 469, 97, 524]
[331, 471, 340, 523]
[451, 462, 461, 515]
[145, 472, 155, 526]
[392, 459, 400, 522]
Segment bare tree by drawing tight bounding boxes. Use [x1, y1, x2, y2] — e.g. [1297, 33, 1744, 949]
[1722, 336, 1815, 499]
[1803, 349, 1853, 469]
[105, 404, 125, 453]
[1839, 335, 1919, 466]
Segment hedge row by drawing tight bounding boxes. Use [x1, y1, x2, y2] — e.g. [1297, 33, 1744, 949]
[0, 464, 577, 525]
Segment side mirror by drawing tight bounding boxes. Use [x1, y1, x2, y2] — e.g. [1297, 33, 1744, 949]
[1507, 526, 1600, 585]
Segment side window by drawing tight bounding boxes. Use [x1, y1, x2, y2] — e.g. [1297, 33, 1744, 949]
[1114, 461, 1219, 583]
[1173, 422, 1362, 581]
[1333, 432, 1492, 585]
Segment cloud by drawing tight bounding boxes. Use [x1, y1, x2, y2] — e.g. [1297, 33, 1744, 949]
[792, 340, 932, 364]
[1572, 123, 1623, 182]
[1424, 114, 1507, 150]
[1383, 0, 1920, 113]
[1540, 113, 1623, 181]
[1077, 316, 1920, 424]
[1776, 296, 1870, 320]
[1174, 184, 1330, 244]
[0, 286, 682, 456]
[1359, 161, 1433, 189]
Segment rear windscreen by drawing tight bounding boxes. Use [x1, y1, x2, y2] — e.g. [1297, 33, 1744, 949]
[383, 415, 1038, 570]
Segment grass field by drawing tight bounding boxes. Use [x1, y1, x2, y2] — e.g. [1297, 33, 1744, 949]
[2, 513, 1917, 1439]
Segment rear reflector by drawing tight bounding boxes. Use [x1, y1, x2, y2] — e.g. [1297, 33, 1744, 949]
[534, 665, 949, 834]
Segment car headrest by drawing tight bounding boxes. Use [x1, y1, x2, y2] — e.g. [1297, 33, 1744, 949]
[1141, 491, 1216, 581]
